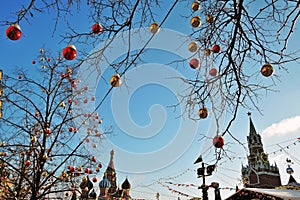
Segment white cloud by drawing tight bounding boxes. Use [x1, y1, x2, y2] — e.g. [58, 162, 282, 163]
[262, 116, 300, 137]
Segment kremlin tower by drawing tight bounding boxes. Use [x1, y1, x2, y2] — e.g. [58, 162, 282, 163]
[241, 113, 281, 188]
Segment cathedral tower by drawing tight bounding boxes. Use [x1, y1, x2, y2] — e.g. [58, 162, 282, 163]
[241, 113, 281, 188]
[105, 149, 117, 194]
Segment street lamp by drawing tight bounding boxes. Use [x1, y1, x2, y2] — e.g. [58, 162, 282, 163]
[194, 155, 221, 200]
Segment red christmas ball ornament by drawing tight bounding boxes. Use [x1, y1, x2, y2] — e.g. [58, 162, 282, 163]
[83, 99, 88, 103]
[68, 166, 75, 172]
[45, 128, 51, 134]
[68, 99, 73, 103]
[209, 68, 218, 76]
[92, 23, 103, 34]
[32, 60, 36, 64]
[91, 156, 96, 162]
[98, 163, 102, 168]
[92, 177, 98, 182]
[6, 24, 22, 41]
[69, 127, 74, 132]
[18, 75, 22, 79]
[25, 160, 31, 166]
[189, 58, 200, 69]
[91, 96, 96, 101]
[213, 135, 224, 148]
[62, 45, 77, 60]
[71, 82, 77, 88]
[212, 45, 221, 53]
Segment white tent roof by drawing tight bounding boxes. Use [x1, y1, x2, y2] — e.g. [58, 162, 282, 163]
[244, 188, 300, 200]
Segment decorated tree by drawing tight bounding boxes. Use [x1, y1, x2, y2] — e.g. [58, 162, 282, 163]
[0, 49, 111, 199]
[1, 1, 300, 193]
[3, 0, 299, 136]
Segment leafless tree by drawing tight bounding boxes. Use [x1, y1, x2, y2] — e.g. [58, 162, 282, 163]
[1, 0, 300, 175]
[0, 50, 112, 199]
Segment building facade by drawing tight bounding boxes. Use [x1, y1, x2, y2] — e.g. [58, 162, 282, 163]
[79, 150, 132, 200]
[241, 114, 281, 188]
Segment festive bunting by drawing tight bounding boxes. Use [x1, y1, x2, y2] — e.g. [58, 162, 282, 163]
[159, 182, 195, 198]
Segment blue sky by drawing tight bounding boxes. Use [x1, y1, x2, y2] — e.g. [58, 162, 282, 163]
[1, 1, 300, 199]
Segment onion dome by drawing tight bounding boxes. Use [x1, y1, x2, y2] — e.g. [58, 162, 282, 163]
[121, 177, 131, 190]
[89, 189, 97, 198]
[80, 176, 93, 190]
[286, 167, 294, 175]
[99, 175, 111, 189]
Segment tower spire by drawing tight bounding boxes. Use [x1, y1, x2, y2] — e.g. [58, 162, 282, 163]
[248, 112, 258, 136]
[108, 149, 115, 169]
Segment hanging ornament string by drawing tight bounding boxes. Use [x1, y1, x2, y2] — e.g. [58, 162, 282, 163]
[218, 137, 300, 166]
[163, 181, 236, 190]
[158, 182, 196, 198]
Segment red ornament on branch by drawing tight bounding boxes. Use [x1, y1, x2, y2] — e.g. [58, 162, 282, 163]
[92, 177, 98, 182]
[62, 45, 77, 60]
[213, 135, 224, 148]
[6, 24, 22, 40]
[209, 68, 218, 76]
[212, 45, 221, 53]
[189, 58, 200, 69]
[92, 23, 103, 34]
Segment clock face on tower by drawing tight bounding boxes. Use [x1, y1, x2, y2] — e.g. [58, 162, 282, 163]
[260, 152, 268, 163]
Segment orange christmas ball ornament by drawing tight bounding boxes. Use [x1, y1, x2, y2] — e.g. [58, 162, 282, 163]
[190, 16, 202, 28]
[62, 45, 77, 60]
[213, 135, 224, 148]
[110, 73, 122, 87]
[198, 107, 208, 119]
[188, 41, 198, 53]
[204, 48, 212, 56]
[206, 14, 215, 24]
[191, 1, 200, 12]
[189, 58, 200, 69]
[96, 167, 100, 172]
[6, 24, 22, 40]
[261, 63, 274, 77]
[149, 22, 160, 34]
[92, 23, 103, 34]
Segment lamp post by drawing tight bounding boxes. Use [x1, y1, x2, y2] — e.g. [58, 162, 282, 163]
[194, 155, 216, 200]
